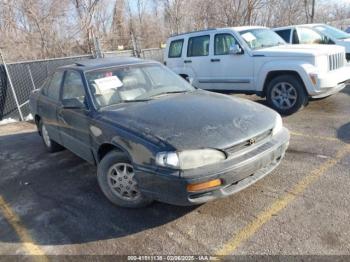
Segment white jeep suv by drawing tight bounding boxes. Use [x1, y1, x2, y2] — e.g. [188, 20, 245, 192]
[164, 26, 350, 115]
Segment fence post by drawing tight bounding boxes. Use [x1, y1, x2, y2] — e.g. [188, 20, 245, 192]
[0, 49, 24, 121]
[27, 65, 36, 90]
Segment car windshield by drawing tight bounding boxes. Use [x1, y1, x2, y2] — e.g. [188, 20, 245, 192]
[85, 64, 195, 108]
[314, 25, 350, 40]
[239, 28, 286, 50]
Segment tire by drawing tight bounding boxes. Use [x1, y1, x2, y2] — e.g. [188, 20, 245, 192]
[266, 75, 308, 115]
[38, 120, 64, 153]
[97, 151, 152, 208]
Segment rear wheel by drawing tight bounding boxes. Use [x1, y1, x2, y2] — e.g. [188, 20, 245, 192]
[97, 151, 152, 208]
[38, 120, 64, 153]
[266, 75, 308, 115]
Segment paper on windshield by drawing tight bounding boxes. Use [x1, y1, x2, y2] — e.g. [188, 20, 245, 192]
[94, 76, 123, 92]
[241, 32, 256, 42]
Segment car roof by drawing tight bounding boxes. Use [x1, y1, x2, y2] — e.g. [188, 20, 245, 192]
[274, 24, 326, 30]
[233, 26, 267, 32]
[58, 57, 156, 71]
[168, 26, 268, 38]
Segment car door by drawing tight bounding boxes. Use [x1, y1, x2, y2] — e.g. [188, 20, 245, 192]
[57, 70, 95, 163]
[165, 38, 185, 75]
[207, 32, 254, 91]
[294, 27, 329, 45]
[183, 34, 213, 89]
[37, 71, 64, 144]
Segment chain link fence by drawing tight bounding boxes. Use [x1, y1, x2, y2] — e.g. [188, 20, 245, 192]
[140, 48, 164, 62]
[0, 48, 164, 122]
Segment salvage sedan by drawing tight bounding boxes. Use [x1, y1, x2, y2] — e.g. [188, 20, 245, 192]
[29, 57, 290, 208]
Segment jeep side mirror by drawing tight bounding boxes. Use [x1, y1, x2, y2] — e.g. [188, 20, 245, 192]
[62, 98, 85, 109]
[229, 44, 244, 55]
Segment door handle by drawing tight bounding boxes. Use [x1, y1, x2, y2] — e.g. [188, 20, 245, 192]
[211, 58, 221, 62]
[184, 60, 192, 63]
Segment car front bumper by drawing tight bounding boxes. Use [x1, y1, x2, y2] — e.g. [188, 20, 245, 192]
[309, 65, 350, 98]
[134, 127, 290, 206]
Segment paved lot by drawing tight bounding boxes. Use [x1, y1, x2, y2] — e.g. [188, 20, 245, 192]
[0, 87, 349, 257]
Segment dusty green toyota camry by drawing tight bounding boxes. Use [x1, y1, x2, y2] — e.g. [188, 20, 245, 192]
[29, 57, 290, 208]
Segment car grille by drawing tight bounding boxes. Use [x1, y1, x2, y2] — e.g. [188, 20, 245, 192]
[225, 129, 273, 155]
[328, 52, 345, 71]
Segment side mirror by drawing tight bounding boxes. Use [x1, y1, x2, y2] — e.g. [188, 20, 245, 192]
[229, 44, 244, 55]
[62, 98, 85, 109]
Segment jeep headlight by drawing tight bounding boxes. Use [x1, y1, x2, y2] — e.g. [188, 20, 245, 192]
[272, 114, 283, 136]
[156, 149, 226, 170]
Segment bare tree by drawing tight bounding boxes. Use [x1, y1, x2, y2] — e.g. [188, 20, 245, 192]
[73, 0, 100, 53]
[1, 0, 350, 62]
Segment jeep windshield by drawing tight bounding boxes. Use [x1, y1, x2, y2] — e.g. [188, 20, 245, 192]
[85, 64, 194, 108]
[314, 25, 350, 40]
[239, 28, 286, 50]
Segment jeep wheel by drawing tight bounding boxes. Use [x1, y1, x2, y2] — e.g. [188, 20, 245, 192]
[39, 120, 64, 153]
[97, 151, 152, 208]
[266, 75, 308, 115]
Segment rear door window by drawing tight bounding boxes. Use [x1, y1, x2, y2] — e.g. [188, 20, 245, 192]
[275, 29, 291, 43]
[42, 71, 63, 101]
[187, 35, 210, 57]
[168, 39, 184, 58]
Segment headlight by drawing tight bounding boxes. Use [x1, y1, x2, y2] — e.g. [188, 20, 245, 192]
[272, 114, 283, 136]
[156, 149, 226, 170]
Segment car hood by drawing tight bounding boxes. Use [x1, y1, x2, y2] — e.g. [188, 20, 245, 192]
[335, 39, 350, 52]
[252, 44, 345, 57]
[100, 91, 277, 150]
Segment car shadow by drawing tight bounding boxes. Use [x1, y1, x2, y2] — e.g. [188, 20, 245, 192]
[341, 85, 350, 96]
[337, 122, 350, 144]
[0, 131, 197, 245]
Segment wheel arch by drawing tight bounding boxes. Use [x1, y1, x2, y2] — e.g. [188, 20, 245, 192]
[97, 143, 130, 163]
[262, 70, 307, 97]
[34, 114, 41, 135]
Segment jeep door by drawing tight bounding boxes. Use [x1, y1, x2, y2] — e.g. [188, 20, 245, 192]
[57, 70, 95, 163]
[165, 38, 185, 77]
[207, 32, 254, 91]
[183, 34, 213, 89]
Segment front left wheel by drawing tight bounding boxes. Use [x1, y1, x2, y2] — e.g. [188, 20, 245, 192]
[266, 75, 308, 115]
[97, 151, 152, 208]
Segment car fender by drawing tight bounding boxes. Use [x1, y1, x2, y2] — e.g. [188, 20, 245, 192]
[90, 119, 174, 167]
[256, 60, 316, 94]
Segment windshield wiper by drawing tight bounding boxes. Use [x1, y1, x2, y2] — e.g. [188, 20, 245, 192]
[150, 90, 189, 98]
[101, 99, 151, 108]
[120, 99, 151, 103]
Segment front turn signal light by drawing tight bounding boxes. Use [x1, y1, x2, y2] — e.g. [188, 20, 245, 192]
[309, 74, 318, 86]
[187, 179, 222, 192]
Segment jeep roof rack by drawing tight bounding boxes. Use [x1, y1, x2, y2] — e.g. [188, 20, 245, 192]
[170, 28, 216, 37]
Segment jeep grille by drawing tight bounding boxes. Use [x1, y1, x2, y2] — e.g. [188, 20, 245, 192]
[328, 52, 345, 71]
